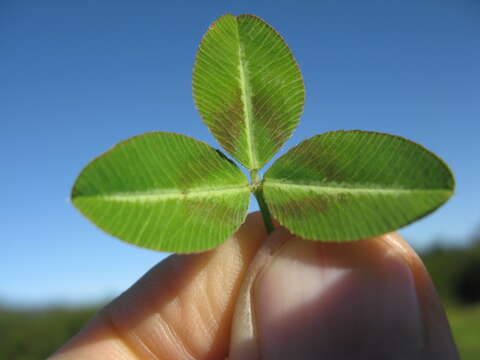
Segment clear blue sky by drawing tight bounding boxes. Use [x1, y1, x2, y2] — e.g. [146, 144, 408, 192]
[2, 0, 479, 306]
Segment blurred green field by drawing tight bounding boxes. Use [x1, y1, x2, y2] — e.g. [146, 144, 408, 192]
[447, 305, 480, 359]
[422, 237, 480, 359]
[1, 239, 479, 359]
[0, 306, 99, 360]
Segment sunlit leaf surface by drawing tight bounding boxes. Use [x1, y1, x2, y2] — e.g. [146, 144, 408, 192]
[193, 14, 305, 170]
[263, 131, 455, 241]
[72, 133, 250, 253]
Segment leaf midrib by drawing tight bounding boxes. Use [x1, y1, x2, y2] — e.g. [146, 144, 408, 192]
[264, 180, 452, 194]
[74, 184, 250, 202]
[237, 24, 258, 170]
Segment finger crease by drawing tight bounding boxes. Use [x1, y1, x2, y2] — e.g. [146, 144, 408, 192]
[153, 312, 198, 360]
[104, 309, 158, 360]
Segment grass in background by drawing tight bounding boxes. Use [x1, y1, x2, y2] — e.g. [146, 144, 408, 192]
[446, 305, 480, 359]
[0, 306, 99, 360]
[422, 237, 480, 359]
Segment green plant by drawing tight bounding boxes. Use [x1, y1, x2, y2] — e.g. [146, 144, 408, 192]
[71, 14, 454, 253]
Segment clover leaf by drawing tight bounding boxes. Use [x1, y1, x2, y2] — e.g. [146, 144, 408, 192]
[71, 14, 455, 253]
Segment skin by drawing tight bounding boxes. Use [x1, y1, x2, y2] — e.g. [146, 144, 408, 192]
[50, 213, 459, 359]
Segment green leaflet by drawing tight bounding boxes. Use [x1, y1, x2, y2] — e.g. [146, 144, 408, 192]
[72, 133, 250, 253]
[263, 131, 455, 241]
[193, 14, 305, 170]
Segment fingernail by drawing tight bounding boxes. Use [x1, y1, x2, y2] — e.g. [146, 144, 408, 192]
[253, 236, 425, 359]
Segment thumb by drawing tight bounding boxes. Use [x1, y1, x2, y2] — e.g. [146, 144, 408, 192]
[229, 229, 459, 360]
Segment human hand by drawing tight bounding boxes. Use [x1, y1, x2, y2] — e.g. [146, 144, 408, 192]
[50, 213, 459, 359]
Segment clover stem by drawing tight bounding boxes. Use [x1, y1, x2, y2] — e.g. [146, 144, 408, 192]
[250, 170, 274, 234]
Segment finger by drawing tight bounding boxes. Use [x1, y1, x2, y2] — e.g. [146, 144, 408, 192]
[230, 231, 459, 359]
[50, 212, 267, 360]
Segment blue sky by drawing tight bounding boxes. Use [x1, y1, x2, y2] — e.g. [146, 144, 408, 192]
[2, 0, 479, 306]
